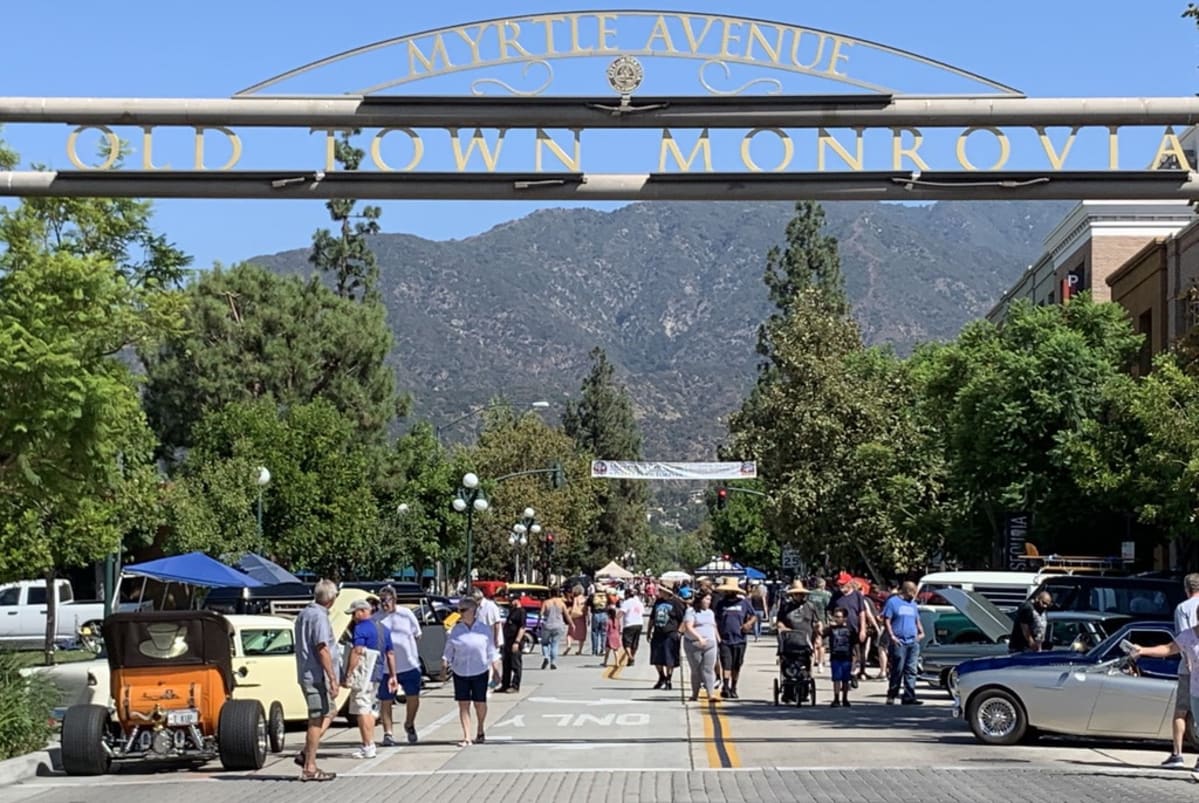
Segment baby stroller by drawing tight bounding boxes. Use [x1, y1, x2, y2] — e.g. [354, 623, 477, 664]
[773, 631, 816, 706]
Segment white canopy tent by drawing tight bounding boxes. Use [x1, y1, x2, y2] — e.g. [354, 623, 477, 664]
[660, 571, 692, 583]
[596, 561, 634, 580]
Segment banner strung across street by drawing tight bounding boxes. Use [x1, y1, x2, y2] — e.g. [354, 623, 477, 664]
[590, 460, 756, 480]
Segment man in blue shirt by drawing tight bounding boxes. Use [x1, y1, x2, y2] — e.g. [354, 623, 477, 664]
[344, 598, 396, 758]
[713, 580, 757, 699]
[882, 581, 924, 705]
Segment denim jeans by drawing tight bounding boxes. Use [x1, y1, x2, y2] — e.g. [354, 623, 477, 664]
[542, 628, 564, 664]
[591, 612, 608, 655]
[887, 639, 920, 701]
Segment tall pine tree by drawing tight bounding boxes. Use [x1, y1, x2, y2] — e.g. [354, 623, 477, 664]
[728, 201, 881, 569]
[563, 347, 648, 570]
[309, 130, 383, 302]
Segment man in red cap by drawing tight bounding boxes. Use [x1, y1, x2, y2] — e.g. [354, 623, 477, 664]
[833, 574, 871, 686]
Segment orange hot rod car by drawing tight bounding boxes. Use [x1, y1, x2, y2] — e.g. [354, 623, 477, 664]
[59, 610, 281, 775]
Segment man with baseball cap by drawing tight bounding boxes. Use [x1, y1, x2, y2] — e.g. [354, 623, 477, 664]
[343, 597, 396, 759]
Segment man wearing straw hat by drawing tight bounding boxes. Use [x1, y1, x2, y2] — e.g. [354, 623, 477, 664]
[712, 578, 756, 699]
[776, 580, 822, 650]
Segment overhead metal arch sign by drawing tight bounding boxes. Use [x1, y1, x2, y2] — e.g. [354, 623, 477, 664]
[1, 9, 1198, 202]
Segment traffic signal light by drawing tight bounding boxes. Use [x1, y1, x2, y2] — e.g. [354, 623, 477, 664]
[716, 486, 728, 510]
[550, 462, 565, 489]
[545, 532, 556, 555]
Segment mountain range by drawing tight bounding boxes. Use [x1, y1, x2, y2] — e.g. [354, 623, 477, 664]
[250, 200, 1071, 459]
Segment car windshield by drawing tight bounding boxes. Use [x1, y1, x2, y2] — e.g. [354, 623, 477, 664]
[240, 628, 294, 655]
[1086, 624, 1173, 660]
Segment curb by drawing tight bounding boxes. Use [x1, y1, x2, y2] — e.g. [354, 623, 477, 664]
[0, 746, 55, 787]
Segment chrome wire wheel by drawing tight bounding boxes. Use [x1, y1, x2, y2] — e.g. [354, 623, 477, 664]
[977, 697, 1017, 738]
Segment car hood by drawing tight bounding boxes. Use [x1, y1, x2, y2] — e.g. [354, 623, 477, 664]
[932, 588, 1012, 644]
[955, 649, 1085, 677]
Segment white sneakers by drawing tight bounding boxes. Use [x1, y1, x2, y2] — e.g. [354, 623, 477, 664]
[351, 744, 377, 759]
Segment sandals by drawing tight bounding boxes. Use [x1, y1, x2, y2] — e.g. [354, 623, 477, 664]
[300, 769, 336, 782]
[457, 739, 473, 748]
[476, 732, 486, 744]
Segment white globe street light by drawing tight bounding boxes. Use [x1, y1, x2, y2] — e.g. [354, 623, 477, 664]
[463, 472, 479, 489]
[473, 497, 489, 512]
[513, 523, 527, 535]
[453, 472, 489, 586]
[452, 497, 467, 513]
[523, 507, 535, 519]
[254, 466, 271, 541]
[397, 503, 410, 515]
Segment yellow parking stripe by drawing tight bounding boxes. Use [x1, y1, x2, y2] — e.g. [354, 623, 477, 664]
[701, 700, 741, 768]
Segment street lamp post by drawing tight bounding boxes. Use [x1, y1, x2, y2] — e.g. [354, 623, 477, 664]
[436, 400, 551, 444]
[512, 507, 542, 583]
[254, 466, 271, 542]
[452, 473, 489, 589]
[508, 528, 528, 582]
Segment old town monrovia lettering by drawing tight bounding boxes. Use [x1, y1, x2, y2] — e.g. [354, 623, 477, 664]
[64, 124, 1197, 174]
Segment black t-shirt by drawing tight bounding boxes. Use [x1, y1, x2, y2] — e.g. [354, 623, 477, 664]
[1008, 602, 1043, 652]
[828, 624, 854, 660]
[834, 592, 865, 633]
[649, 598, 686, 638]
[503, 605, 527, 640]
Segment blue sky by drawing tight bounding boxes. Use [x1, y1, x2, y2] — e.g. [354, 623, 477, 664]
[1, 1, 1197, 267]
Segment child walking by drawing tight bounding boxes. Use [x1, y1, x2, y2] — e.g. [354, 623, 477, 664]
[828, 608, 854, 707]
[603, 597, 624, 667]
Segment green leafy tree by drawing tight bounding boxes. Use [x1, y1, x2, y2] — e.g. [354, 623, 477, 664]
[469, 407, 599, 580]
[0, 252, 167, 663]
[176, 398, 383, 579]
[706, 482, 775, 570]
[309, 130, 382, 302]
[141, 263, 398, 454]
[918, 296, 1143, 561]
[729, 200, 877, 568]
[0, 145, 183, 662]
[562, 347, 647, 569]
[372, 422, 466, 587]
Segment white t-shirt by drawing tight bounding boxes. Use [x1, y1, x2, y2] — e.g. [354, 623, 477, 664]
[377, 608, 422, 674]
[1175, 628, 1199, 697]
[478, 598, 504, 646]
[619, 597, 645, 628]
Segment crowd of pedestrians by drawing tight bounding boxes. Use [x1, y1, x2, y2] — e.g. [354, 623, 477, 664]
[288, 569, 929, 781]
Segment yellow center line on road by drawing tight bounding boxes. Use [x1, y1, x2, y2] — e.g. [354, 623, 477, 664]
[700, 700, 741, 768]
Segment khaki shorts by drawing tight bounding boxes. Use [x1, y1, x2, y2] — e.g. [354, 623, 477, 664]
[348, 684, 379, 716]
[1177, 674, 1192, 715]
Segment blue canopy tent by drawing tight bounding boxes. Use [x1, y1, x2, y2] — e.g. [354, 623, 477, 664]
[122, 552, 263, 611]
[744, 566, 767, 581]
[235, 553, 303, 586]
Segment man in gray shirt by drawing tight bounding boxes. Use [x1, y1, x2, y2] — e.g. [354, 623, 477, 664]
[1162, 573, 1199, 769]
[294, 579, 340, 782]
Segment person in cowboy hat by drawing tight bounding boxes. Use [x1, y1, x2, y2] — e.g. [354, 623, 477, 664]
[646, 584, 687, 690]
[776, 580, 822, 652]
[712, 578, 756, 699]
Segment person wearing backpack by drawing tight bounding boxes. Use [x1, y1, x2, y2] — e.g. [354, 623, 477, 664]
[646, 584, 687, 690]
[343, 598, 396, 759]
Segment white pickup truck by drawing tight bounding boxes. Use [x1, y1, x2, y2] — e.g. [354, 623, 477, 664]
[0, 579, 107, 651]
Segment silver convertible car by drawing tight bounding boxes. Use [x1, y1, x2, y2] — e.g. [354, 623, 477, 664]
[952, 620, 1180, 745]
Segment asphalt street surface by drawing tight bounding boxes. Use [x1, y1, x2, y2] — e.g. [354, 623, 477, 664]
[6, 637, 1199, 802]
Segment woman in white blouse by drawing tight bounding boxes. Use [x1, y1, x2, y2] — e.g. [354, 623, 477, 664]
[442, 596, 500, 746]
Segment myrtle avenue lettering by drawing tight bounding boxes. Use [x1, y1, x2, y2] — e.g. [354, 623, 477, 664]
[241, 12, 929, 97]
[63, 124, 1196, 174]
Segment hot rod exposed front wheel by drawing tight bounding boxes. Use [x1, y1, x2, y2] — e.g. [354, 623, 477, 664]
[60, 704, 111, 776]
[267, 702, 285, 753]
[218, 699, 267, 770]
